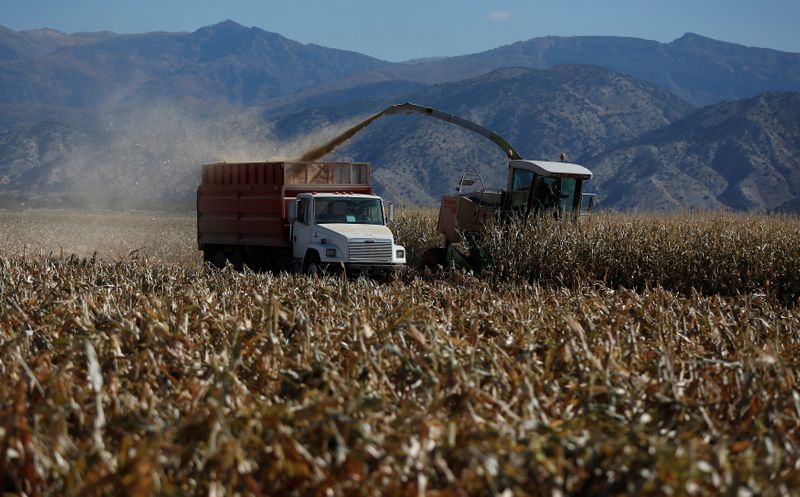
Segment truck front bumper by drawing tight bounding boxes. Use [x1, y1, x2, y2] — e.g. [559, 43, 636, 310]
[344, 263, 406, 278]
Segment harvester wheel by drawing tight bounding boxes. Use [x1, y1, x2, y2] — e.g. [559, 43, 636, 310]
[422, 247, 447, 270]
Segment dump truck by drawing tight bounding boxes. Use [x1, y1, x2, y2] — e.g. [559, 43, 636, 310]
[196, 161, 406, 276]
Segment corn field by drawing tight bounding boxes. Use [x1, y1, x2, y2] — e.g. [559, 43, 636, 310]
[1, 209, 799, 496]
[391, 209, 800, 303]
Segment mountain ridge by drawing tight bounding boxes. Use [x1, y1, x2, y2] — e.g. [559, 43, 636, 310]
[2, 21, 800, 109]
[0, 65, 695, 208]
[0, 21, 393, 107]
[345, 31, 800, 106]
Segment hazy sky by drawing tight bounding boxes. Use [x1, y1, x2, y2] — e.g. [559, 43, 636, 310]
[3, 0, 799, 61]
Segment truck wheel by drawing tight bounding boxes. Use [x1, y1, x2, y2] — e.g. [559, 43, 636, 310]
[303, 252, 323, 276]
[230, 250, 245, 271]
[212, 250, 228, 269]
[202, 246, 216, 265]
[203, 246, 226, 268]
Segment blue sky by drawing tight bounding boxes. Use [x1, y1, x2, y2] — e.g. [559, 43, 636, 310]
[3, 0, 799, 61]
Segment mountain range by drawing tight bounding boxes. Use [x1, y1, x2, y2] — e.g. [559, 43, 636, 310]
[0, 21, 389, 107]
[0, 20, 799, 211]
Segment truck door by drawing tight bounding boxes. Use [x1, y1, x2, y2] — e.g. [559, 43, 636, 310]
[292, 198, 314, 260]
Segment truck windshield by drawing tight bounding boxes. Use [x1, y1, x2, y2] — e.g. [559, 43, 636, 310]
[315, 197, 384, 225]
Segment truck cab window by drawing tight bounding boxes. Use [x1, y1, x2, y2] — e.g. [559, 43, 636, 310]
[353, 199, 384, 224]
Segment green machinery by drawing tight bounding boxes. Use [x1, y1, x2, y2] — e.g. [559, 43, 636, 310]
[307, 102, 595, 272]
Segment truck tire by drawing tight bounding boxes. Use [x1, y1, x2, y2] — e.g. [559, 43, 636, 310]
[202, 246, 215, 264]
[303, 252, 323, 276]
[230, 250, 245, 271]
[202, 246, 226, 269]
[212, 250, 228, 269]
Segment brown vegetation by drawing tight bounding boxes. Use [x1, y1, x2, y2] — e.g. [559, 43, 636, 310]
[0, 209, 798, 496]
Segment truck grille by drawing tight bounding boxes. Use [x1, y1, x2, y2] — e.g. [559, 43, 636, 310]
[349, 239, 392, 263]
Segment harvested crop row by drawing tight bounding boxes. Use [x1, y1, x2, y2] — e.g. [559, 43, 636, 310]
[1, 255, 798, 496]
[0, 209, 200, 265]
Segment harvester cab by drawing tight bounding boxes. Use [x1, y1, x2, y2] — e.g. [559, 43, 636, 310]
[505, 159, 593, 217]
[431, 159, 594, 273]
[437, 160, 593, 245]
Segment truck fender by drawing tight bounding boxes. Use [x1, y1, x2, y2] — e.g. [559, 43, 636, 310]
[306, 241, 343, 263]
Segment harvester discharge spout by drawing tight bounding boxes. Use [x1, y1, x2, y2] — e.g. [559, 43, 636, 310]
[296, 102, 522, 163]
[380, 103, 523, 160]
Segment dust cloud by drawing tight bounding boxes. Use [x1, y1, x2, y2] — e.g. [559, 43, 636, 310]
[80, 101, 276, 208]
[0, 101, 383, 259]
[32, 99, 374, 211]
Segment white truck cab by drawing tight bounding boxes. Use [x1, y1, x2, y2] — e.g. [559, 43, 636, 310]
[289, 193, 406, 276]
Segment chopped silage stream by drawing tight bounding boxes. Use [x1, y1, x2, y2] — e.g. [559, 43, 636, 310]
[0, 209, 799, 496]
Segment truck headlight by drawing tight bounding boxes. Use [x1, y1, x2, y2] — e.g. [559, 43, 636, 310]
[326, 248, 336, 257]
[396, 249, 405, 259]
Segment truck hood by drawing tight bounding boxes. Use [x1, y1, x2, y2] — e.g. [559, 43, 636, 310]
[317, 224, 393, 240]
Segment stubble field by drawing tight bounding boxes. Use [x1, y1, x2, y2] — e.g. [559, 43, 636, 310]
[1, 209, 799, 496]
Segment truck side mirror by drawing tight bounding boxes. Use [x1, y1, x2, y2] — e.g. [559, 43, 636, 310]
[288, 200, 298, 222]
[385, 202, 395, 222]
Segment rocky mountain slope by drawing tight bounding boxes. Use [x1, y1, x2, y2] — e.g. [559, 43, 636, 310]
[276, 33, 800, 108]
[276, 65, 694, 204]
[0, 65, 694, 208]
[3, 22, 800, 111]
[589, 92, 800, 211]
